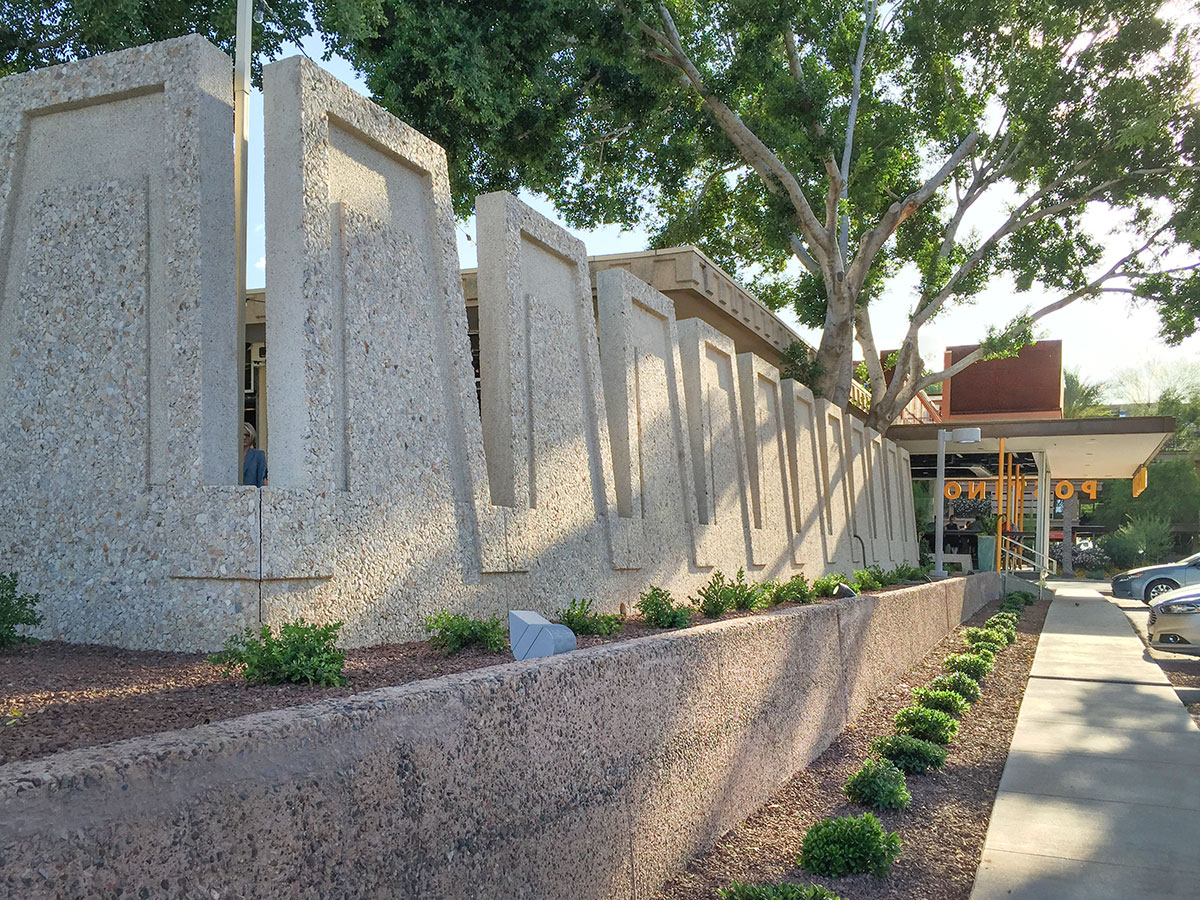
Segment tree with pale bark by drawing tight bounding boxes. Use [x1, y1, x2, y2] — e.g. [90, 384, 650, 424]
[13, 1, 1199, 429]
[330, 0, 1200, 428]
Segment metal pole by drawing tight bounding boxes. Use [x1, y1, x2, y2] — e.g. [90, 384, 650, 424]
[933, 429, 948, 578]
[995, 437, 1005, 572]
[234, 0, 252, 468]
[1036, 454, 1051, 577]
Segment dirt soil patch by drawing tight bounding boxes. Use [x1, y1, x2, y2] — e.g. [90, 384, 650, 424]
[0, 620, 666, 764]
[652, 592, 1050, 900]
[0, 582, 936, 765]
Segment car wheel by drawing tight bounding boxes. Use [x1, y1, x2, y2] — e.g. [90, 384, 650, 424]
[1145, 579, 1178, 603]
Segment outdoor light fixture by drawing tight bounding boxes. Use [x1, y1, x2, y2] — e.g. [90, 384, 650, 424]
[933, 427, 982, 579]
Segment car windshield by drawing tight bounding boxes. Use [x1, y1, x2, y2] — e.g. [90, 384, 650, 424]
[1181, 552, 1200, 566]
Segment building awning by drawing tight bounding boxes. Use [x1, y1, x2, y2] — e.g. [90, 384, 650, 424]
[889, 416, 1176, 480]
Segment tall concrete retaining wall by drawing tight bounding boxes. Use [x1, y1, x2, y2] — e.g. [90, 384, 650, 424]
[0, 573, 999, 900]
[1, 40, 919, 651]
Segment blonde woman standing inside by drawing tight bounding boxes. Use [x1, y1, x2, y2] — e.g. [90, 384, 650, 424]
[241, 422, 267, 487]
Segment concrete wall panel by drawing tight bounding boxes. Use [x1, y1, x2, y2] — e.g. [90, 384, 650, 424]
[261, 57, 508, 643]
[0, 36, 258, 649]
[846, 417, 875, 568]
[814, 400, 856, 571]
[781, 381, 828, 573]
[736, 353, 793, 573]
[866, 430, 894, 569]
[884, 441, 909, 565]
[597, 268, 699, 575]
[899, 447, 919, 563]
[678, 319, 754, 570]
[476, 191, 634, 572]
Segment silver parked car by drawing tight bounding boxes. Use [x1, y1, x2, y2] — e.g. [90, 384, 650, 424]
[1147, 584, 1200, 656]
[1111, 551, 1200, 603]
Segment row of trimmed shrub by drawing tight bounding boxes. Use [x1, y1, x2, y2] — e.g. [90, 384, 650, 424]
[718, 588, 1036, 899]
[201, 565, 968, 686]
[418, 563, 935, 651]
[637, 562, 931, 628]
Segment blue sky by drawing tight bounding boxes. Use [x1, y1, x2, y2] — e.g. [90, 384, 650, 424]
[245, 35, 1200, 400]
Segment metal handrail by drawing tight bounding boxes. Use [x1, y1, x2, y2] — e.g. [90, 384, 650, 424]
[1000, 535, 1058, 575]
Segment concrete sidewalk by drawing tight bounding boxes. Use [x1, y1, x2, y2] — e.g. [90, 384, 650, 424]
[970, 584, 1200, 900]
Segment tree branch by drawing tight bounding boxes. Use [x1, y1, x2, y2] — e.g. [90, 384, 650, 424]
[790, 234, 821, 275]
[845, 131, 980, 293]
[640, 1, 830, 255]
[911, 158, 1096, 329]
[824, 157, 842, 236]
[906, 227, 1170, 399]
[839, 0, 879, 260]
[854, 305, 886, 405]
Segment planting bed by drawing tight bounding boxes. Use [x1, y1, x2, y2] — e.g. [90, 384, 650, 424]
[652, 591, 1050, 900]
[0, 582, 930, 764]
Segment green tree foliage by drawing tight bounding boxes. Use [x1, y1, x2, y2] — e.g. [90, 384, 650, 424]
[1092, 458, 1200, 531]
[1156, 388, 1200, 454]
[0, 0, 341, 81]
[1100, 513, 1176, 567]
[1063, 370, 1107, 419]
[16, 2, 1198, 427]
[326, 0, 1198, 426]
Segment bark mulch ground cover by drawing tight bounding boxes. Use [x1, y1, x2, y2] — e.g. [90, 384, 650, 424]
[0, 582, 926, 765]
[652, 590, 1051, 900]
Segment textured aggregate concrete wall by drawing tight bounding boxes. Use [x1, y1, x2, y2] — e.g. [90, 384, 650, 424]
[0, 574, 1000, 900]
[1, 41, 920, 651]
[0, 36, 259, 650]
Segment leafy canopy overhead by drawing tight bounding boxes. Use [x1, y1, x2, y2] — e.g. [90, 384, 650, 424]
[331, 0, 1200, 426]
[10, 0, 1198, 427]
[0, 0, 380, 82]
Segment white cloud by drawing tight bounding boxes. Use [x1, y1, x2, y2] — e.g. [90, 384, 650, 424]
[254, 256, 265, 271]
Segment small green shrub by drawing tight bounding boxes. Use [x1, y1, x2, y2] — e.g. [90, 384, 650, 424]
[772, 573, 812, 604]
[798, 812, 902, 877]
[884, 563, 927, 583]
[912, 686, 970, 718]
[984, 616, 1018, 642]
[1006, 589, 1037, 606]
[851, 568, 883, 592]
[0, 572, 42, 650]
[717, 883, 845, 900]
[969, 639, 1004, 658]
[844, 758, 911, 810]
[987, 614, 1019, 633]
[870, 733, 947, 774]
[728, 567, 770, 611]
[812, 573, 850, 598]
[965, 626, 1010, 649]
[423, 610, 507, 655]
[964, 625, 1003, 644]
[895, 705, 958, 744]
[693, 568, 768, 614]
[944, 651, 994, 680]
[866, 563, 888, 582]
[928, 672, 981, 703]
[210, 619, 347, 685]
[693, 570, 734, 617]
[555, 598, 622, 636]
[637, 585, 692, 629]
